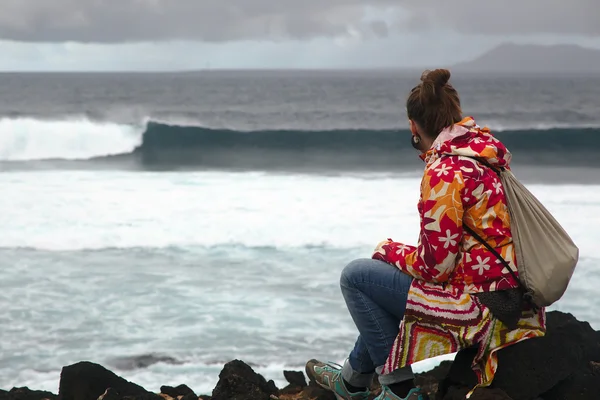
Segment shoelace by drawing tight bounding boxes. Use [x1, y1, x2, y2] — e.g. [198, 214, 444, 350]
[324, 360, 344, 369]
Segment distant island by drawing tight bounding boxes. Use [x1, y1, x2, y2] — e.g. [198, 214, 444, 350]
[453, 43, 600, 74]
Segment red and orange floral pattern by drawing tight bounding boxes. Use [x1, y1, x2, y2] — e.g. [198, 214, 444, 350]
[373, 117, 546, 396]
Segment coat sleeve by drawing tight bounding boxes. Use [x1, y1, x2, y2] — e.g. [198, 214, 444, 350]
[372, 160, 465, 283]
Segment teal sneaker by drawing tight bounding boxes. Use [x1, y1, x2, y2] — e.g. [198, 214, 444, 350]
[305, 359, 371, 400]
[374, 385, 426, 400]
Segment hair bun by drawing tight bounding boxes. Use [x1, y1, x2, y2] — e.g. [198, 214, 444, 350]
[421, 69, 451, 88]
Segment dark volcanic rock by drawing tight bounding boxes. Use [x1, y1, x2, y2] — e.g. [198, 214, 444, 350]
[468, 388, 513, 400]
[211, 360, 279, 400]
[438, 385, 469, 400]
[159, 385, 196, 399]
[438, 311, 600, 400]
[541, 361, 600, 400]
[416, 360, 452, 396]
[58, 362, 155, 400]
[121, 395, 162, 400]
[280, 381, 336, 400]
[97, 388, 120, 400]
[283, 371, 307, 388]
[4, 311, 598, 400]
[437, 347, 478, 399]
[0, 387, 57, 400]
[440, 382, 512, 400]
[279, 370, 308, 395]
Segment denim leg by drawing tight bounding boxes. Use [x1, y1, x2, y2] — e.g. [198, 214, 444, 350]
[341, 336, 376, 387]
[340, 258, 415, 386]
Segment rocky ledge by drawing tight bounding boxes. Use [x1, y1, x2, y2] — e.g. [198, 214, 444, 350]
[1, 312, 598, 400]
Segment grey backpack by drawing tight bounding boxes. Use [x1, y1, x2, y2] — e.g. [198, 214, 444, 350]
[464, 157, 579, 308]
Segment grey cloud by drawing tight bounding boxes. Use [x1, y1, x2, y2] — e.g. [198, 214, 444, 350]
[0, 0, 396, 42]
[370, 21, 389, 38]
[399, 1, 600, 36]
[0, 1, 597, 43]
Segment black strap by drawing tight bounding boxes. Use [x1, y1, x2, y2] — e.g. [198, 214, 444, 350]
[462, 224, 521, 288]
[455, 155, 525, 290]
[443, 154, 536, 307]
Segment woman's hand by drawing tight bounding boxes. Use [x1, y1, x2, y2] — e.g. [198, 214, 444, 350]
[373, 239, 392, 254]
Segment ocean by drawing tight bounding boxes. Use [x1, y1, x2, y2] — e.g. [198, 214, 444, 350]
[0, 70, 599, 395]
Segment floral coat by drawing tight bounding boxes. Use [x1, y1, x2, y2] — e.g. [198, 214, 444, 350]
[372, 117, 546, 396]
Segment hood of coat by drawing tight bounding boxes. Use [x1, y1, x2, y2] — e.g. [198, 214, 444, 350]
[422, 117, 512, 168]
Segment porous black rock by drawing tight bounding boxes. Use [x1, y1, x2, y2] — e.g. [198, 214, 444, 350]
[159, 385, 196, 399]
[210, 360, 278, 400]
[58, 362, 155, 400]
[438, 311, 600, 400]
[0, 387, 57, 400]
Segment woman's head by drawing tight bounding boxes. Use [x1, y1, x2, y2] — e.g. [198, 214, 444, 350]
[407, 69, 462, 151]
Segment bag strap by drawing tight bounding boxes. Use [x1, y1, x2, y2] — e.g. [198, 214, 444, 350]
[464, 155, 504, 175]
[452, 155, 527, 294]
[462, 224, 521, 288]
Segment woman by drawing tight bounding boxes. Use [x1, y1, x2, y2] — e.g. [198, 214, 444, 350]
[305, 69, 546, 400]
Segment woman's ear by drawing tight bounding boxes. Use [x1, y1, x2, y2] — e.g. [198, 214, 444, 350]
[409, 120, 418, 136]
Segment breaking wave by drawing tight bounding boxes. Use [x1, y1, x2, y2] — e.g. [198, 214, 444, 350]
[1, 117, 599, 169]
[0, 117, 143, 161]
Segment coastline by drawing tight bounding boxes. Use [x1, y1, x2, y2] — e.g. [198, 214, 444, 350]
[3, 311, 598, 400]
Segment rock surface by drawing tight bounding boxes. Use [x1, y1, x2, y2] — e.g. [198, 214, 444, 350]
[158, 385, 195, 399]
[2, 311, 598, 400]
[0, 388, 57, 400]
[438, 311, 600, 400]
[58, 361, 158, 400]
[211, 360, 279, 400]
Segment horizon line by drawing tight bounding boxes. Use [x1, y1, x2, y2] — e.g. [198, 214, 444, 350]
[0, 68, 598, 75]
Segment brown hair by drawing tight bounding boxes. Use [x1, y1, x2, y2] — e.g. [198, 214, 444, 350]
[406, 69, 462, 138]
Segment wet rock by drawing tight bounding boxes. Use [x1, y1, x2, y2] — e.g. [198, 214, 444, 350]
[438, 311, 600, 400]
[0, 387, 57, 400]
[211, 360, 279, 400]
[58, 361, 153, 400]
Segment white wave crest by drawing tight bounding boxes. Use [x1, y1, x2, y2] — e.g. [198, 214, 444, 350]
[0, 117, 144, 161]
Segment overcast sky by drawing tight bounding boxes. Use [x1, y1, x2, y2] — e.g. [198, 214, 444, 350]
[0, 1, 598, 71]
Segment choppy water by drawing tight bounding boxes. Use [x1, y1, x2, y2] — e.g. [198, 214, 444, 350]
[1, 171, 598, 394]
[0, 71, 599, 395]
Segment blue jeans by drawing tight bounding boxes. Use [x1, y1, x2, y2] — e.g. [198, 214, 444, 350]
[339, 258, 414, 387]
